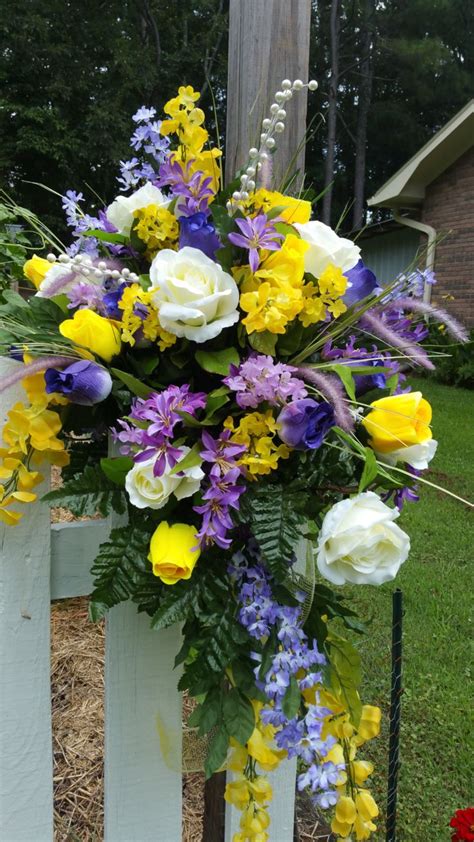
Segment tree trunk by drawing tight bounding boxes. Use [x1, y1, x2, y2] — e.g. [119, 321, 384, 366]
[322, 0, 340, 226]
[225, 0, 312, 189]
[352, 0, 376, 231]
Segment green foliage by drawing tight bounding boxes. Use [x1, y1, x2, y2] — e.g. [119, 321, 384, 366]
[326, 630, 362, 726]
[43, 463, 126, 517]
[88, 522, 156, 621]
[195, 347, 240, 375]
[238, 483, 307, 582]
[100, 455, 133, 485]
[0, 203, 39, 299]
[423, 326, 474, 389]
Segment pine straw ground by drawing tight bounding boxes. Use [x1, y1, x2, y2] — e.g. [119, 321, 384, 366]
[50, 597, 332, 841]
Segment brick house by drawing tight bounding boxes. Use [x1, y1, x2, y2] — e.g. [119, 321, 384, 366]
[363, 100, 474, 326]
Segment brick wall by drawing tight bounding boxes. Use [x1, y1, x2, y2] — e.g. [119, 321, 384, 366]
[422, 146, 474, 327]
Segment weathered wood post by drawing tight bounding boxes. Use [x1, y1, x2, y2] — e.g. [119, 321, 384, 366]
[226, 0, 312, 189]
[224, 3, 312, 840]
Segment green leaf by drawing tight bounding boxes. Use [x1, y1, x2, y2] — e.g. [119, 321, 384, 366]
[248, 330, 277, 355]
[197, 687, 223, 736]
[83, 229, 127, 244]
[239, 485, 304, 581]
[88, 524, 154, 621]
[204, 725, 229, 779]
[43, 464, 126, 517]
[222, 688, 255, 745]
[205, 386, 230, 417]
[359, 447, 379, 491]
[274, 221, 297, 238]
[327, 632, 362, 726]
[332, 363, 356, 402]
[150, 579, 197, 629]
[169, 443, 203, 476]
[195, 347, 240, 375]
[111, 368, 153, 398]
[100, 456, 133, 485]
[282, 675, 301, 719]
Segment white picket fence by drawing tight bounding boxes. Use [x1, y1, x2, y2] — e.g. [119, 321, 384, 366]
[0, 362, 297, 842]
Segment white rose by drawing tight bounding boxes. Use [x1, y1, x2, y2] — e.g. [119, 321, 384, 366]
[106, 183, 169, 236]
[317, 491, 410, 586]
[125, 448, 204, 510]
[377, 439, 438, 471]
[294, 220, 360, 278]
[149, 246, 239, 343]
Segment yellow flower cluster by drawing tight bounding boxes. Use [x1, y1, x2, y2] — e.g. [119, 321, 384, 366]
[224, 411, 289, 477]
[161, 85, 207, 155]
[118, 283, 177, 351]
[161, 85, 221, 192]
[133, 204, 178, 258]
[0, 374, 69, 526]
[237, 234, 348, 335]
[315, 688, 381, 841]
[225, 702, 286, 842]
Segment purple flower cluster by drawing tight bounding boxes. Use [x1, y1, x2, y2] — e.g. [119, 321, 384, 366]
[62, 190, 101, 258]
[322, 335, 405, 395]
[224, 354, 308, 409]
[228, 213, 284, 273]
[156, 158, 214, 216]
[112, 385, 206, 477]
[117, 106, 171, 191]
[233, 560, 344, 810]
[194, 430, 246, 549]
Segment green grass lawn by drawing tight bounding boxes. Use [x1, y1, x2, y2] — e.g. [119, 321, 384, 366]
[348, 378, 473, 840]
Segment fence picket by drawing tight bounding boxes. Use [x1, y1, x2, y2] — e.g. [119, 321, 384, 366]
[0, 367, 54, 842]
[104, 605, 183, 842]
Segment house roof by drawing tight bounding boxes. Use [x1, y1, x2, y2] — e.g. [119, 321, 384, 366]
[368, 99, 474, 209]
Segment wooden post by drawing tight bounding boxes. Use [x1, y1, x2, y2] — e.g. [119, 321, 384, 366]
[226, 0, 312, 189]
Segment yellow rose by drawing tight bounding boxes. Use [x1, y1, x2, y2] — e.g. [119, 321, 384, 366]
[252, 188, 312, 224]
[362, 391, 432, 454]
[148, 521, 200, 585]
[23, 254, 51, 289]
[59, 309, 121, 362]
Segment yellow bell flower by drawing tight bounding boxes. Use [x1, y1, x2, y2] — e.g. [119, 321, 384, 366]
[247, 776, 273, 804]
[227, 741, 249, 773]
[362, 392, 432, 454]
[335, 795, 357, 825]
[59, 309, 121, 362]
[351, 759, 374, 785]
[356, 705, 382, 743]
[247, 728, 285, 771]
[224, 777, 251, 809]
[23, 254, 51, 289]
[148, 521, 200, 585]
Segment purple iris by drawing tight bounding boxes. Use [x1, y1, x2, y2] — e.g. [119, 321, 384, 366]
[343, 260, 380, 306]
[103, 283, 127, 319]
[179, 213, 222, 259]
[44, 360, 112, 405]
[228, 213, 284, 273]
[277, 399, 335, 450]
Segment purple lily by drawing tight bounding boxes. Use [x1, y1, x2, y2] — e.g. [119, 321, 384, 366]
[228, 213, 284, 272]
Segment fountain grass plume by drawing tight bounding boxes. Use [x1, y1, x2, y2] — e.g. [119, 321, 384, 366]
[386, 297, 469, 344]
[295, 367, 355, 432]
[359, 310, 435, 370]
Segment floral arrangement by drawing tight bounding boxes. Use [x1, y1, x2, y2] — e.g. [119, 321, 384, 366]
[0, 80, 469, 841]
